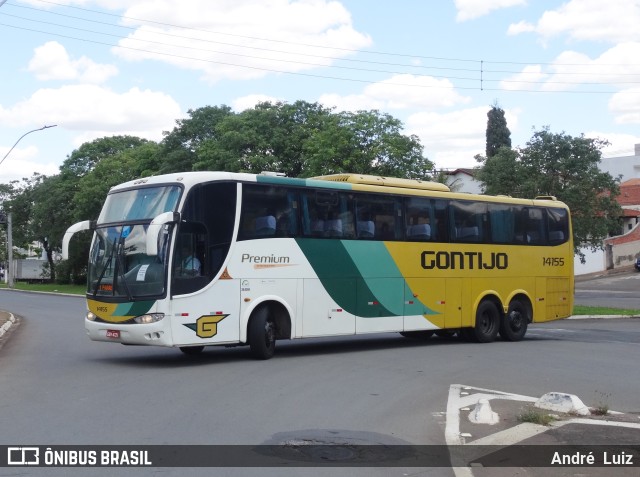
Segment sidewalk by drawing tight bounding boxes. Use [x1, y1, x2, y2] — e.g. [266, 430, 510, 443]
[0, 310, 18, 350]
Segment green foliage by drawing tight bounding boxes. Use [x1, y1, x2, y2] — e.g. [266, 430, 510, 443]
[0, 101, 431, 277]
[190, 101, 433, 179]
[517, 406, 556, 425]
[477, 126, 621, 262]
[485, 104, 511, 158]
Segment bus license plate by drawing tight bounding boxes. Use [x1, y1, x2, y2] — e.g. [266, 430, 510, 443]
[106, 330, 120, 339]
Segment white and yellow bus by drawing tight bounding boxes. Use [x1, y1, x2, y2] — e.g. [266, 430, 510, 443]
[63, 171, 573, 359]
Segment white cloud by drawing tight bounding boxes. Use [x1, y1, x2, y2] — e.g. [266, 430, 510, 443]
[499, 43, 640, 92]
[609, 87, 640, 124]
[0, 85, 182, 142]
[319, 74, 471, 112]
[28, 41, 118, 83]
[499, 64, 548, 91]
[111, 0, 372, 82]
[454, 0, 526, 22]
[508, 0, 640, 43]
[406, 106, 520, 168]
[0, 145, 59, 184]
[232, 94, 283, 111]
[589, 132, 640, 157]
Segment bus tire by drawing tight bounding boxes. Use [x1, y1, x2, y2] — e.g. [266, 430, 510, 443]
[471, 300, 500, 343]
[499, 299, 530, 341]
[400, 330, 434, 340]
[180, 346, 204, 355]
[248, 306, 276, 360]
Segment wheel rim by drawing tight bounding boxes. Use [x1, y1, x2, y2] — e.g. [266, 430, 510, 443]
[479, 310, 495, 334]
[264, 320, 275, 347]
[508, 309, 524, 331]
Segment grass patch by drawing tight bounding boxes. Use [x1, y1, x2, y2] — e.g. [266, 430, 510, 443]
[0, 282, 86, 295]
[592, 391, 611, 416]
[573, 305, 640, 316]
[517, 406, 556, 426]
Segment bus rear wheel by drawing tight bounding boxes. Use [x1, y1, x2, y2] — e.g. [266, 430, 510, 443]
[248, 306, 276, 360]
[469, 300, 500, 343]
[499, 299, 530, 341]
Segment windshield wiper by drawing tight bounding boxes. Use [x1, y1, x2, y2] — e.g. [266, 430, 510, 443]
[114, 238, 133, 301]
[92, 237, 116, 297]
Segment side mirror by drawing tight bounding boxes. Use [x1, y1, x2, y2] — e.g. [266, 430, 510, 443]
[62, 220, 95, 260]
[146, 212, 180, 256]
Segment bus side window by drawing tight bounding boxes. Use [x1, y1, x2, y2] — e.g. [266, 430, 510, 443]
[404, 197, 432, 241]
[451, 200, 487, 243]
[240, 185, 298, 240]
[489, 204, 516, 244]
[547, 208, 568, 245]
[525, 208, 545, 245]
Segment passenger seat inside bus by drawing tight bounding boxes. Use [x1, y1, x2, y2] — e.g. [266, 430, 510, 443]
[407, 223, 431, 240]
[357, 220, 375, 238]
[324, 219, 343, 237]
[255, 215, 276, 236]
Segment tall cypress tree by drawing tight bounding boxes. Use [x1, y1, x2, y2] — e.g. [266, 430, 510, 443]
[485, 104, 511, 158]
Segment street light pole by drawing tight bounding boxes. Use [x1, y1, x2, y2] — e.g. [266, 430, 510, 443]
[1, 124, 58, 287]
[0, 124, 57, 168]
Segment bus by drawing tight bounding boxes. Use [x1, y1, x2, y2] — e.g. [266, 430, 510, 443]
[62, 171, 574, 359]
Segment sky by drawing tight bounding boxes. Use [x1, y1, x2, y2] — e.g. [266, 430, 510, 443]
[1, 0, 640, 185]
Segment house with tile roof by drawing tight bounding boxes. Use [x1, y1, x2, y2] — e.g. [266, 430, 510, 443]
[603, 178, 640, 271]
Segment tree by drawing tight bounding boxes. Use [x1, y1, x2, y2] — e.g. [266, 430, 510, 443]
[303, 109, 432, 179]
[485, 104, 511, 158]
[3, 174, 72, 281]
[192, 101, 434, 179]
[60, 135, 151, 177]
[475, 147, 519, 195]
[477, 127, 621, 261]
[159, 105, 234, 173]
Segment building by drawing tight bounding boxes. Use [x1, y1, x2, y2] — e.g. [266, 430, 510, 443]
[577, 145, 640, 274]
[442, 168, 482, 194]
[600, 144, 640, 181]
[602, 178, 640, 271]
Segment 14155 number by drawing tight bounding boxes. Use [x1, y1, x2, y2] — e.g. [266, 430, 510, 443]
[543, 257, 565, 266]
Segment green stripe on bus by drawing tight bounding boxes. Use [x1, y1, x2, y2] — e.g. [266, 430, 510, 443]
[342, 241, 405, 316]
[296, 238, 394, 317]
[114, 300, 155, 317]
[256, 175, 352, 190]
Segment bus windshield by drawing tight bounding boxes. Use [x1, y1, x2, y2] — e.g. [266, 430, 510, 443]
[98, 185, 181, 224]
[88, 224, 170, 298]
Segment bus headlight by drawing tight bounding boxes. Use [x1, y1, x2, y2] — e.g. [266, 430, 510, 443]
[134, 313, 165, 324]
[86, 312, 97, 321]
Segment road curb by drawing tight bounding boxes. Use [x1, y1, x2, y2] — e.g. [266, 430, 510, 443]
[0, 311, 16, 338]
[0, 310, 19, 352]
[568, 314, 640, 319]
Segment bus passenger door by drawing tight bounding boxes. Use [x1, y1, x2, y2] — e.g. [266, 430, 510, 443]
[302, 278, 356, 337]
[170, 278, 241, 346]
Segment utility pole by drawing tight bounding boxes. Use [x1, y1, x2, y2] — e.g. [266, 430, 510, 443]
[7, 212, 13, 288]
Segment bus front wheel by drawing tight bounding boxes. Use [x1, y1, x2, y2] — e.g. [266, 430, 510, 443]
[248, 306, 276, 360]
[470, 300, 500, 343]
[499, 299, 530, 341]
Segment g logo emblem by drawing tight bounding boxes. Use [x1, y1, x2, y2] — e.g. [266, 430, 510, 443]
[195, 315, 228, 338]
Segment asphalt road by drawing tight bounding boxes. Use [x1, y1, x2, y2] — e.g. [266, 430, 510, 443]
[575, 271, 640, 309]
[0, 290, 639, 477]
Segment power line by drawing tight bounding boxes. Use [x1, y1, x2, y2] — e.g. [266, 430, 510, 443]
[21, 0, 640, 70]
[3, 0, 640, 94]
